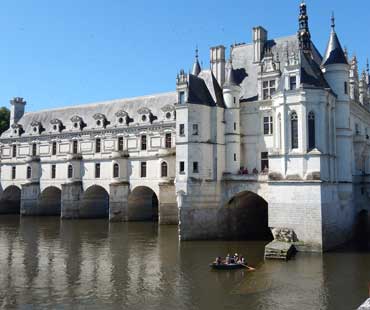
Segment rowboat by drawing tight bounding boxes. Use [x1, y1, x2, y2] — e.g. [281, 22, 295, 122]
[209, 263, 255, 270]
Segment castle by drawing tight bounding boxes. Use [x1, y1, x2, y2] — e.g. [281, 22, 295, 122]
[0, 3, 369, 252]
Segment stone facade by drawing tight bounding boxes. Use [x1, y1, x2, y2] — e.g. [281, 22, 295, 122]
[0, 2, 369, 252]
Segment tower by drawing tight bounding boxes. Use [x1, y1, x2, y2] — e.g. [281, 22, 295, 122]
[321, 13, 351, 182]
[298, 2, 311, 52]
[191, 47, 201, 76]
[223, 59, 241, 174]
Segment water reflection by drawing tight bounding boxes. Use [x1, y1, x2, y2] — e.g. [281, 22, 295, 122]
[0, 215, 369, 309]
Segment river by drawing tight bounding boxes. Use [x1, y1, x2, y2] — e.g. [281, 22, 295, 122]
[0, 215, 369, 309]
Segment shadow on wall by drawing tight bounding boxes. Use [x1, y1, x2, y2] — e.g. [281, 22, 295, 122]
[219, 191, 273, 241]
[0, 185, 21, 214]
[38, 187, 61, 216]
[79, 185, 109, 218]
[128, 186, 158, 222]
[354, 209, 370, 251]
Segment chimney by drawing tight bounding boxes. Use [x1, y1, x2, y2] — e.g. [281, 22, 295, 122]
[253, 26, 268, 63]
[10, 97, 26, 125]
[210, 45, 226, 87]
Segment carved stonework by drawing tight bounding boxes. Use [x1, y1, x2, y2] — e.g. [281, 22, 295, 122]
[161, 104, 175, 112]
[115, 110, 128, 117]
[137, 107, 151, 115]
[271, 228, 297, 243]
[70, 115, 83, 123]
[93, 113, 106, 120]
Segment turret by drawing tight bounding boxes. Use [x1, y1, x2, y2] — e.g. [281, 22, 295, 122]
[321, 13, 351, 183]
[223, 59, 241, 174]
[321, 13, 349, 101]
[10, 97, 26, 126]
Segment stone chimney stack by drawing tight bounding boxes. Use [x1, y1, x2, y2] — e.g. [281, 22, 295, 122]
[10, 97, 26, 125]
[210, 45, 226, 87]
[253, 26, 267, 63]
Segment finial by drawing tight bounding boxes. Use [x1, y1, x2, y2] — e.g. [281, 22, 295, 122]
[195, 45, 199, 60]
[367, 58, 369, 73]
[331, 11, 335, 30]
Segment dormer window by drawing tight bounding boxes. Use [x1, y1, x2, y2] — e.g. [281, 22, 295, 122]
[289, 76, 297, 90]
[262, 80, 276, 100]
[50, 119, 63, 133]
[11, 123, 23, 136]
[70, 116, 84, 130]
[137, 107, 157, 124]
[30, 121, 43, 134]
[93, 113, 108, 129]
[115, 110, 133, 126]
[179, 91, 185, 104]
[161, 104, 175, 121]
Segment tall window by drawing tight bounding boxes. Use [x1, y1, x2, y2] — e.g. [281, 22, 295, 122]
[165, 133, 172, 148]
[179, 124, 185, 136]
[179, 91, 185, 104]
[263, 116, 273, 135]
[12, 145, 16, 158]
[67, 165, 73, 178]
[278, 113, 282, 149]
[52, 142, 57, 155]
[95, 163, 101, 178]
[291, 112, 298, 149]
[51, 164, 56, 179]
[179, 161, 185, 174]
[261, 152, 269, 171]
[113, 163, 119, 178]
[308, 111, 315, 150]
[11, 166, 16, 179]
[161, 162, 168, 177]
[32, 143, 37, 156]
[95, 138, 101, 153]
[27, 166, 32, 179]
[262, 80, 276, 100]
[141, 135, 147, 150]
[289, 76, 297, 90]
[344, 81, 348, 95]
[192, 124, 199, 135]
[72, 140, 78, 154]
[118, 137, 124, 151]
[140, 162, 147, 178]
[193, 162, 199, 173]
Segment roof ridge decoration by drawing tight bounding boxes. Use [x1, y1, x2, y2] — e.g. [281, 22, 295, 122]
[298, 1, 311, 53]
[321, 13, 348, 66]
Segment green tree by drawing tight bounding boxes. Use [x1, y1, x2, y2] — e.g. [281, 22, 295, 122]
[0, 107, 10, 134]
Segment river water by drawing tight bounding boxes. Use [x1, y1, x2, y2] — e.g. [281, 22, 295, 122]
[0, 215, 369, 310]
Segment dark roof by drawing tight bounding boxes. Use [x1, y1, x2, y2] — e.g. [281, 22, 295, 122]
[192, 59, 201, 76]
[300, 51, 331, 88]
[321, 30, 348, 66]
[187, 74, 216, 107]
[224, 61, 238, 86]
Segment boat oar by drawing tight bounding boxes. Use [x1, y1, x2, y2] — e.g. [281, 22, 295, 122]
[241, 264, 255, 271]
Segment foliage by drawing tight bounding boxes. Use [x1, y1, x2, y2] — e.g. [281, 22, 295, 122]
[0, 107, 10, 134]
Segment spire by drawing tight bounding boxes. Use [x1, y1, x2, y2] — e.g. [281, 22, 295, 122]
[321, 13, 348, 66]
[191, 46, 201, 76]
[298, 1, 311, 53]
[224, 59, 237, 87]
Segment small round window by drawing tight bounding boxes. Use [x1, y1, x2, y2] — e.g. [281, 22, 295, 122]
[53, 125, 58, 131]
[96, 120, 101, 126]
[166, 112, 171, 119]
[142, 115, 147, 122]
[14, 130, 17, 134]
[74, 122, 78, 128]
[118, 117, 124, 124]
[33, 127, 37, 132]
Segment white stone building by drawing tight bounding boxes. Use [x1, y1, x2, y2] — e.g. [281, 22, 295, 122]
[0, 3, 369, 252]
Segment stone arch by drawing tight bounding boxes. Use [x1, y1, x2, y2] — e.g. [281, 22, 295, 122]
[38, 186, 61, 216]
[220, 190, 273, 240]
[79, 185, 109, 218]
[128, 186, 158, 221]
[0, 185, 21, 214]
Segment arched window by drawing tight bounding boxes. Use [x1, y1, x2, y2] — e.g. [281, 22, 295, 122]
[113, 163, 119, 178]
[291, 112, 298, 149]
[27, 166, 32, 179]
[161, 162, 168, 177]
[308, 111, 315, 150]
[67, 165, 73, 179]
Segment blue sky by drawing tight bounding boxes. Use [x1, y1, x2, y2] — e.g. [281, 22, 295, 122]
[0, 0, 368, 112]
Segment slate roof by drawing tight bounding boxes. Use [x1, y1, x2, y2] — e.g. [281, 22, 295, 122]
[321, 29, 348, 66]
[1, 92, 177, 138]
[232, 35, 325, 100]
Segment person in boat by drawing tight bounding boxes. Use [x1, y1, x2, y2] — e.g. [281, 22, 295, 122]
[215, 257, 222, 265]
[225, 254, 230, 264]
[230, 255, 235, 264]
[234, 253, 239, 263]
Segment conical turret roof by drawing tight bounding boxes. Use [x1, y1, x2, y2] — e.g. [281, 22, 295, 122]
[322, 14, 348, 66]
[191, 48, 201, 76]
[224, 60, 237, 86]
